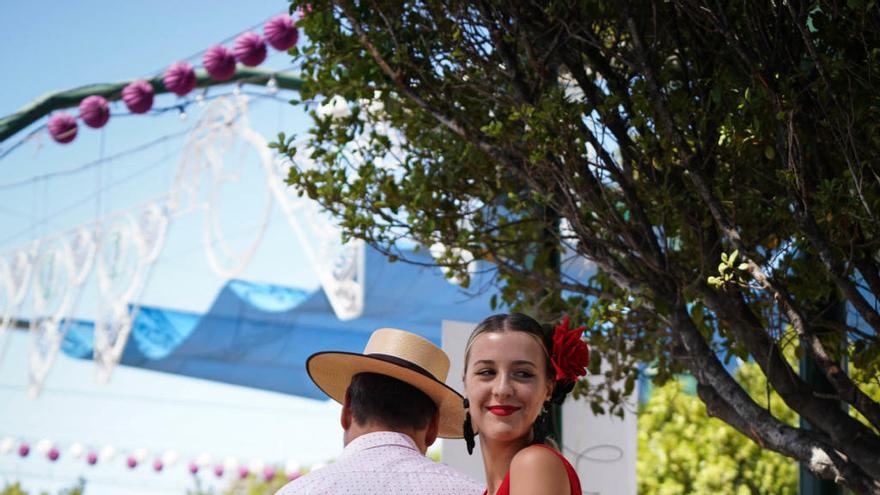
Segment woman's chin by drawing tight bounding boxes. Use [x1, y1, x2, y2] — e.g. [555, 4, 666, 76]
[477, 423, 529, 444]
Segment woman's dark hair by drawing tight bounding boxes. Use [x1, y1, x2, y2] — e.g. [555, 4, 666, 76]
[346, 372, 438, 430]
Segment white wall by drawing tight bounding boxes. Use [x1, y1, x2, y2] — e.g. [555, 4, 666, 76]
[441, 320, 486, 484]
[441, 320, 637, 495]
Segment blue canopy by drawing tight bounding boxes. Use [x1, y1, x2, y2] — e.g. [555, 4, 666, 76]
[63, 247, 495, 400]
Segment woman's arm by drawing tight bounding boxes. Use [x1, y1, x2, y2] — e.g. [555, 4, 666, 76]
[508, 445, 570, 495]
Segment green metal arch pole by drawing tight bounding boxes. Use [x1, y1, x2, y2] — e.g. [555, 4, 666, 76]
[0, 67, 304, 143]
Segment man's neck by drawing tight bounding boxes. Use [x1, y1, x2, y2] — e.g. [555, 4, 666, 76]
[344, 422, 427, 453]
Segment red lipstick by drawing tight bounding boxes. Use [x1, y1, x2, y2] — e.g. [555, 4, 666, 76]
[488, 405, 521, 416]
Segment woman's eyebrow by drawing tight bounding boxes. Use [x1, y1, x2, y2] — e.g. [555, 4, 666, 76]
[512, 360, 537, 367]
[472, 359, 537, 367]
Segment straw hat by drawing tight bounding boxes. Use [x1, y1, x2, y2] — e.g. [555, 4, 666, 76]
[307, 328, 464, 439]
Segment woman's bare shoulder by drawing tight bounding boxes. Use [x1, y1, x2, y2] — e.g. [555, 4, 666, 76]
[508, 445, 569, 495]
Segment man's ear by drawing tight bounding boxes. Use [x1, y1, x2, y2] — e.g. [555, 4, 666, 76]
[424, 410, 440, 448]
[341, 390, 353, 431]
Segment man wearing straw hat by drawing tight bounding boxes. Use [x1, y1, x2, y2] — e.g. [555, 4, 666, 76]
[276, 328, 483, 494]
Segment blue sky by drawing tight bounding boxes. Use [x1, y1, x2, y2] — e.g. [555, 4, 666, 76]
[0, 2, 354, 494]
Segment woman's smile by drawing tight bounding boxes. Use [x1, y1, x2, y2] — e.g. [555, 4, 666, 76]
[487, 405, 522, 416]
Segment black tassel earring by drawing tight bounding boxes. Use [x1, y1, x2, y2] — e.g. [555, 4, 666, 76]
[532, 400, 552, 445]
[463, 398, 476, 455]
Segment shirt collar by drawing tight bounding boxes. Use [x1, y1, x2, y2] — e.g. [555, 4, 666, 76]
[340, 431, 420, 459]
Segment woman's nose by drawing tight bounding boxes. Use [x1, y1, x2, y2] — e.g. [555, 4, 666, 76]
[492, 373, 513, 398]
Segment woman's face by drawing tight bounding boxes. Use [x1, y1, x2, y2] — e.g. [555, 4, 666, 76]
[464, 331, 553, 444]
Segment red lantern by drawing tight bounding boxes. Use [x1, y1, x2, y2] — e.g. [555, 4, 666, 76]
[78, 95, 110, 128]
[233, 32, 267, 67]
[264, 14, 298, 51]
[163, 61, 197, 97]
[204, 45, 236, 81]
[121, 80, 155, 114]
[47, 113, 78, 144]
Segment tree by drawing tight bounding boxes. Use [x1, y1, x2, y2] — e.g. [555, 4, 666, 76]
[0, 480, 84, 495]
[275, 1, 880, 492]
[639, 363, 798, 495]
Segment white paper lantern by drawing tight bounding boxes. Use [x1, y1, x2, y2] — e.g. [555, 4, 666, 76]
[223, 456, 239, 471]
[309, 462, 326, 472]
[196, 452, 213, 468]
[68, 442, 85, 459]
[248, 457, 265, 474]
[161, 449, 180, 467]
[36, 439, 53, 455]
[0, 437, 14, 455]
[100, 445, 116, 462]
[133, 448, 149, 464]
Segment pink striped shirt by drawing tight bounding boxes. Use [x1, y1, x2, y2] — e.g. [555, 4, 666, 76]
[276, 431, 483, 495]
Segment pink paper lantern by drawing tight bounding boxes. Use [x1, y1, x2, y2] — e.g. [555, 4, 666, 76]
[121, 80, 154, 114]
[127, 456, 138, 469]
[262, 466, 276, 481]
[86, 451, 98, 465]
[287, 471, 301, 481]
[188, 461, 199, 474]
[164, 61, 197, 97]
[153, 459, 164, 472]
[233, 32, 267, 67]
[203, 45, 236, 81]
[213, 464, 225, 478]
[238, 466, 250, 479]
[78, 95, 110, 128]
[47, 447, 60, 461]
[264, 14, 298, 51]
[18, 443, 30, 458]
[47, 113, 78, 144]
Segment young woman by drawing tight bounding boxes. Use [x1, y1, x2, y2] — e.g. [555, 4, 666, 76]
[462, 313, 589, 495]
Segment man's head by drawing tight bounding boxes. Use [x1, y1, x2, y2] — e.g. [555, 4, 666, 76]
[306, 328, 466, 447]
[341, 372, 440, 453]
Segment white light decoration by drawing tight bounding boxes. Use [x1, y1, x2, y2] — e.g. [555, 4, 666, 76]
[35, 439, 53, 455]
[1, 94, 368, 387]
[196, 452, 213, 468]
[223, 456, 239, 472]
[99, 444, 117, 462]
[68, 442, 85, 459]
[248, 457, 265, 474]
[161, 449, 180, 467]
[270, 151, 365, 320]
[133, 448, 149, 464]
[0, 437, 15, 455]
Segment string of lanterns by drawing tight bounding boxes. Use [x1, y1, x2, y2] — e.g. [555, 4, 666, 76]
[0, 435, 324, 482]
[45, 13, 300, 145]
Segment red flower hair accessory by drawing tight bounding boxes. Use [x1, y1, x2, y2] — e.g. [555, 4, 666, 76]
[550, 316, 590, 383]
